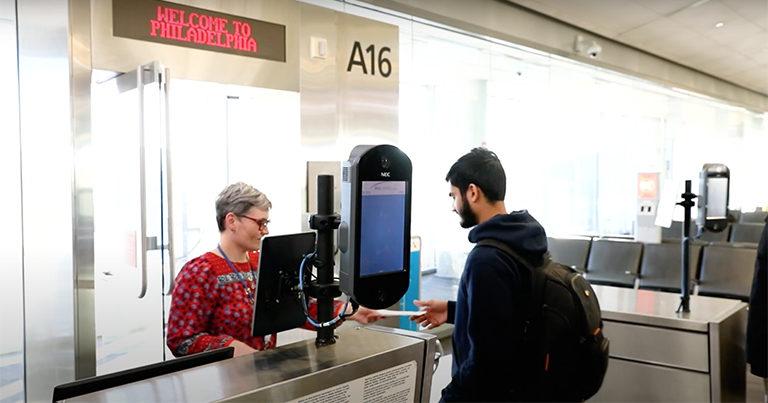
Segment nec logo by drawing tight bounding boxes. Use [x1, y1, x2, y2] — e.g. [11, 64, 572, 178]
[380, 172, 391, 177]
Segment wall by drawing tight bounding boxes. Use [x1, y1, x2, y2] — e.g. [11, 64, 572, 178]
[299, 2, 399, 154]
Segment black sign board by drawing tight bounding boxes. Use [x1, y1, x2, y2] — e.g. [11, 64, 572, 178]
[113, 0, 286, 62]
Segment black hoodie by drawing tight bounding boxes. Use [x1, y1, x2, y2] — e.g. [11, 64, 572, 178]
[441, 211, 548, 402]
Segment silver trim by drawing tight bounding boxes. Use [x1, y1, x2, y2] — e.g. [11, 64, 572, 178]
[163, 67, 176, 296]
[71, 0, 96, 379]
[137, 64, 148, 299]
[433, 338, 443, 374]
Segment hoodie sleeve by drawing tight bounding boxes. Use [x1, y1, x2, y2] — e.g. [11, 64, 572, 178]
[442, 249, 524, 401]
[447, 300, 456, 324]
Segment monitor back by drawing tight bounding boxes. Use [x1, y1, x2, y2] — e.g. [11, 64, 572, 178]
[252, 232, 317, 336]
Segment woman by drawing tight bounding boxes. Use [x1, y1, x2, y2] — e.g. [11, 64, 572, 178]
[167, 182, 382, 357]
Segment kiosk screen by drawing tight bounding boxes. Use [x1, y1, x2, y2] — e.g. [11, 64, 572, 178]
[359, 181, 406, 277]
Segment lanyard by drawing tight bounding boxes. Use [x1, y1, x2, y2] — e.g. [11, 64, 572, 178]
[217, 245, 256, 304]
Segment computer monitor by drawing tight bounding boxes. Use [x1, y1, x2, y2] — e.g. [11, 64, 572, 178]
[252, 231, 317, 336]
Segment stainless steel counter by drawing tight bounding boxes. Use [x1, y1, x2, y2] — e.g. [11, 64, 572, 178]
[590, 286, 747, 402]
[70, 326, 437, 402]
[419, 274, 748, 402]
[592, 285, 746, 332]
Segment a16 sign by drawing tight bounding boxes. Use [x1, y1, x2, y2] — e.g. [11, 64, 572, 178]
[346, 41, 392, 78]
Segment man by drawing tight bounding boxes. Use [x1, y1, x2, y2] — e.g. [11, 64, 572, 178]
[412, 147, 548, 401]
[747, 217, 767, 400]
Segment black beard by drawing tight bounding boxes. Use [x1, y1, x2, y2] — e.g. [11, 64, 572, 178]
[458, 193, 479, 228]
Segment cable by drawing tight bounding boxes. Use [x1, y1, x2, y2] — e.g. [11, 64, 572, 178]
[298, 252, 349, 328]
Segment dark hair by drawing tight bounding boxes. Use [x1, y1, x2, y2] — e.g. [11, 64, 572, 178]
[445, 147, 506, 202]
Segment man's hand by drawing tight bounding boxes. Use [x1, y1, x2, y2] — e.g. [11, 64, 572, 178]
[229, 340, 257, 357]
[348, 306, 385, 324]
[410, 299, 448, 329]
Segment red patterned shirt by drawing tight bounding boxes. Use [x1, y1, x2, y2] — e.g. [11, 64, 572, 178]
[167, 251, 345, 356]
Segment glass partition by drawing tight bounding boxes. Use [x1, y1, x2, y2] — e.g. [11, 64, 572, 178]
[309, 1, 767, 276]
[384, 6, 766, 274]
[0, 1, 24, 401]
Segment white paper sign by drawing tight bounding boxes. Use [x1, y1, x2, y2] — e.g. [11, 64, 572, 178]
[289, 360, 417, 403]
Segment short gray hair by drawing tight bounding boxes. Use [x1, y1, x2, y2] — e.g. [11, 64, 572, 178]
[216, 182, 272, 231]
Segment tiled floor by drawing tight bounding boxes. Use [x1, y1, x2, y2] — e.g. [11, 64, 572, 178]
[747, 367, 766, 402]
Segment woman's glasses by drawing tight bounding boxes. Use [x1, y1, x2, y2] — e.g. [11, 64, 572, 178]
[237, 214, 270, 230]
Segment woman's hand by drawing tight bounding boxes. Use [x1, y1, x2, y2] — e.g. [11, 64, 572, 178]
[348, 306, 385, 324]
[229, 340, 257, 357]
[410, 299, 448, 329]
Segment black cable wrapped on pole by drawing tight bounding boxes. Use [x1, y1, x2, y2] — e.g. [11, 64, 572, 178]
[309, 174, 341, 345]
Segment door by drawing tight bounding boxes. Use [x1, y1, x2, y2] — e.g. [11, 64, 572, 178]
[93, 65, 303, 375]
[92, 62, 173, 374]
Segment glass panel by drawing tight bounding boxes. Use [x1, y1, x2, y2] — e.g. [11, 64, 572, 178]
[167, 79, 229, 269]
[0, 1, 24, 401]
[92, 70, 165, 375]
[225, 87, 303, 236]
[166, 80, 302, 352]
[168, 80, 303, 269]
[392, 15, 768, 278]
[163, 79, 230, 359]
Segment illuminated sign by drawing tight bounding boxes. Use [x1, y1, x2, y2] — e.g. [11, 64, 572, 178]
[113, 0, 286, 62]
[637, 172, 659, 200]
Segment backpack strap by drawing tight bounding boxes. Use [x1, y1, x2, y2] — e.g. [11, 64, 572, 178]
[475, 239, 547, 324]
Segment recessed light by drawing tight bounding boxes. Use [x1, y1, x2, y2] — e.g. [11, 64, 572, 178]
[714, 21, 725, 28]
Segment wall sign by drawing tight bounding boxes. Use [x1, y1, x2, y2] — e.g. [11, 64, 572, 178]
[346, 41, 392, 78]
[113, 0, 286, 62]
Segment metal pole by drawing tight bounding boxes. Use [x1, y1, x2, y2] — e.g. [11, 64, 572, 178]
[677, 180, 696, 313]
[312, 175, 340, 345]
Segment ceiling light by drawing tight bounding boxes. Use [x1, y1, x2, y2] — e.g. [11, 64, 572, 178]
[714, 22, 725, 28]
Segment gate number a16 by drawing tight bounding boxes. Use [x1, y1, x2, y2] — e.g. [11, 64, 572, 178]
[346, 41, 392, 78]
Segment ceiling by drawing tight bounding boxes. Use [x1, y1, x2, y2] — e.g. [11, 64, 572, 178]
[505, 0, 768, 96]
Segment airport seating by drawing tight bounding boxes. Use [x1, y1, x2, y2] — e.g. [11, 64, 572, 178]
[547, 236, 591, 273]
[698, 226, 731, 243]
[52, 347, 234, 401]
[740, 210, 767, 224]
[637, 241, 702, 293]
[661, 221, 683, 241]
[697, 243, 758, 301]
[585, 238, 643, 288]
[662, 220, 730, 242]
[729, 209, 741, 223]
[729, 222, 765, 244]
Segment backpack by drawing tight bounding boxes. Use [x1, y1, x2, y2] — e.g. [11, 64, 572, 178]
[477, 239, 610, 401]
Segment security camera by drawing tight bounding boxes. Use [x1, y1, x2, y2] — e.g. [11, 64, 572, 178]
[573, 35, 602, 59]
[586, 43, 602, 58]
